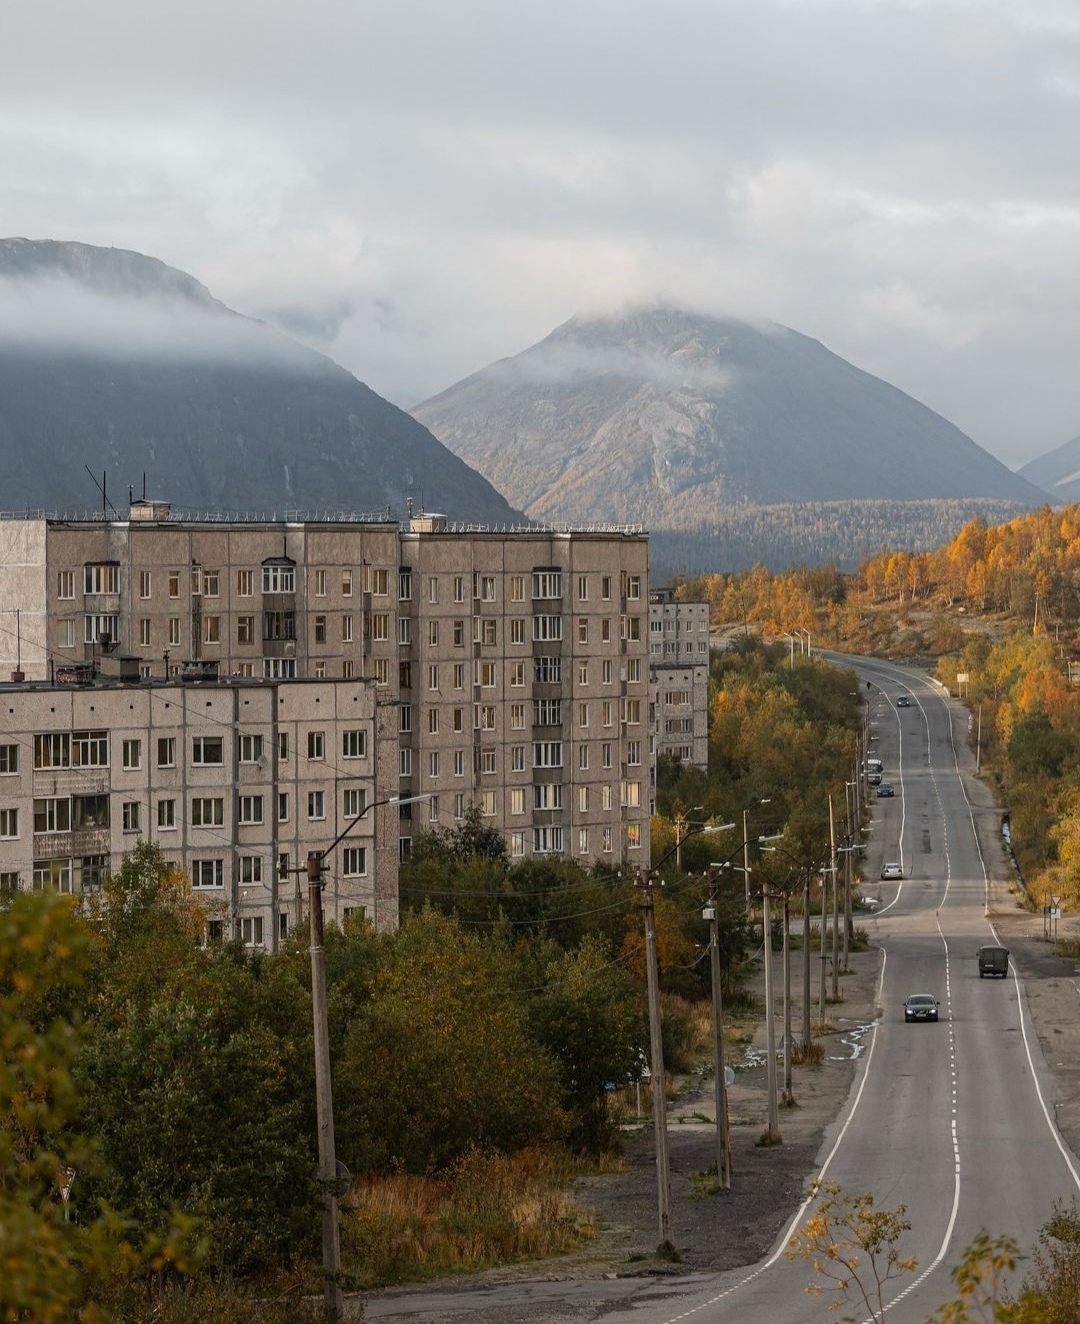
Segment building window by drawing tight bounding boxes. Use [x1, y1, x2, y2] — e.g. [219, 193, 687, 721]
[510, 831, 525, 857]
[34, 734, 68, 770]
[374, 658, 389, 685]
[166, 570, 181, 599]
[308, 731, 325, 761]
[474, 574, 496, 601]
[57, 620, 75, 649]
[480, 747, 497, 774]
[343, 569, 354, 596]
[627, 739, 641, 766]
[342, 730, 366, 759]
[534, 783, 563, 810]
[428, 708, 439, 735]
[627, 824, 642, 850]
[511, 745, 525, 772]
[509, 660, 526, 688]
[399, 705, 412, 733]
[534, 655, 561, 684]
[0, 808, 18, 839]
[278, 793, 289, 823]
[602, 826, 613, 853]
[602, 742, 613, 769]
[237, 569, 254, 596]
[428, 751, 440, 778]
[623, 698, 641, 725]
[532, 570, 562, 599]
[263, 611, 296, 641]
[191, 797, 225, 827]
[372, 613, 389, 641]
[627, 575, 641, 600]
[239, 734, 263, 763]
[578, 702, 589, 728]
[453, 750, 465, 777]
[157, 799, 176, 830]
[343, 614, 354, 643]
[475, 705, 497, 731]
[578, 828, 589, 855]
[72, 731, 108, 767]
[453, 576, 465, 603]
[202, 570, 220, 597]
[533, 826, 563, 855]
[510, 618, 526, 647]
[623, 781, 641, 808]
[453, 664, 465, 690]
[601, 618, 611, 643]
[192, 736, 224, 765]
[480, 790, 497, 816]
[314, 615, 327, 644]
[239, 916, 264, 947]
[579, 662, 589, 685]
[398, 617, 411, 646]
[192, 859, 224, 889]
[510, 788, 525, 815]
[427, 620, 439, 649]
[137, 570, 152, 599]
[157, 737, 176, 768]
[477, 661, 496, 688]
[627, 658, 641, 682]
[84, 614, 120, 645]
[0, 745, 16, 775]
[428, 576, 439, 603]
[399, 749, 412, 777]
[122, 802, 141, 832]
[533, 615, 562, 642]
[577, 618, 589, 644]
[33, 797, 69, 832]
[84, 563, 119, 595]
[453, 620, 465, 647]
[578, 744, 589, 771]
[603, 700, 614, 728]
[601, 576, 612, 600]
[510, 575, 524, 602]
[510, 703, 526, 730]
[342, 660, 354, 679]
[57, 570, 75, 599]
[0, 872, 19, 891]
[622, 615, 642, 641]
[577, 575, 588, 601]
[307, 791, 325, 821]
[399, 569, 412, 601]
[578, 785, 588, 812]
[533, 741, 563, 768]
[428, 664, 440, 690]
[343, 846, 367, 877]
[261, 564, 295, 593]
[168, 617, 181, 646]
[238, 795, 264, 825]
[240, 855, 263, 885]
[371, 567, 388, 596]
[203, 615, 220, 645]
[262, 657, 296, 679]
[534, 698, 561, 725]
[343, 787, 367, 818]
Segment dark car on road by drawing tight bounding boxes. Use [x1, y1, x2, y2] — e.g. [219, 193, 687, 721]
[897, 694, 911, 707]
[904, 993, 940, 1022]
[876, 782, 895, 797]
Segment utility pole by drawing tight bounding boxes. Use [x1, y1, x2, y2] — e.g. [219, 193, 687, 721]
[742, 808, 752, 910]
[306, 852, 344, 1323]
[802, 870, 813, 1051]
[640, 869, 674, 1251]
[706, 866, 732, 1189]
[830, 795, 840, 1002]
[762, 885, 780, 1142]
[782, 890, 793, 1105]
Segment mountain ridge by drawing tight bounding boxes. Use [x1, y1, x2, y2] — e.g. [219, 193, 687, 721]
[0, 239, 519, 522]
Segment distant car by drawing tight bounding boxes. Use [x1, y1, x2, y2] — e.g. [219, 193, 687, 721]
[904, 993, 940, 1022]
[876, 782, 895, 797]
[880, 862, 904, 880]
[897, 695, 911, 708]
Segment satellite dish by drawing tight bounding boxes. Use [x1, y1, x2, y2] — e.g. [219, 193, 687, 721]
[724, 1066, 735, 1088]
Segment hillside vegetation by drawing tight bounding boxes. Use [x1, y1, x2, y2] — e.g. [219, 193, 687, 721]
[676, 502, 1080, 909]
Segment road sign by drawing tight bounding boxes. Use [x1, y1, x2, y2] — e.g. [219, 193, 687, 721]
[1053, 895, 1062, 907]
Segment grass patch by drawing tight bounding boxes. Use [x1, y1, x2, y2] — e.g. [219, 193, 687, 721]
[791, 1040, 825, 1067]
[755, 1127, 783, 1148]
[1055, 937, 1080, 961]
[341, 1147, 595, 1289]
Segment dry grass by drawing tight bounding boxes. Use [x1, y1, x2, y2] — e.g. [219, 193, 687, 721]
[791, 1039, 825, 1067]
[340, 1147, 595, 1288]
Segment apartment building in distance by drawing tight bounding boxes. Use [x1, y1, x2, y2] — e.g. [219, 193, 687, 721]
[0, 674, 396, 946]
[649, 589, 710, 772]
[0, 501, 651, 876]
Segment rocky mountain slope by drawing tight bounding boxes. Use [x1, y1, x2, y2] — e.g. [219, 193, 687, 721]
[0, 238, 518, 521]
[412, 308, 1045, 566]
[1018, 436, 1080, 504]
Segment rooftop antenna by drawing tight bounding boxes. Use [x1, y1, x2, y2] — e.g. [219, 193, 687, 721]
[406, 497, 414, 520]
[84, 466, 121, 520]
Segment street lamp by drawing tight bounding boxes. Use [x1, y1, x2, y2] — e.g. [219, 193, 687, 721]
[640, 820, 733, 1252]
[284, 791, 430, 1323]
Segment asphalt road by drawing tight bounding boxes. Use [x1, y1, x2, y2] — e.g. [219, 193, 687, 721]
[362, 658, 1080, 1324]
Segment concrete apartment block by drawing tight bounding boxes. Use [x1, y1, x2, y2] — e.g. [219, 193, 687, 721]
[649, 591, 710, 771]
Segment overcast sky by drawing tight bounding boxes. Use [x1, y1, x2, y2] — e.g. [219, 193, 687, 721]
[5, 0, 1080, 468]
